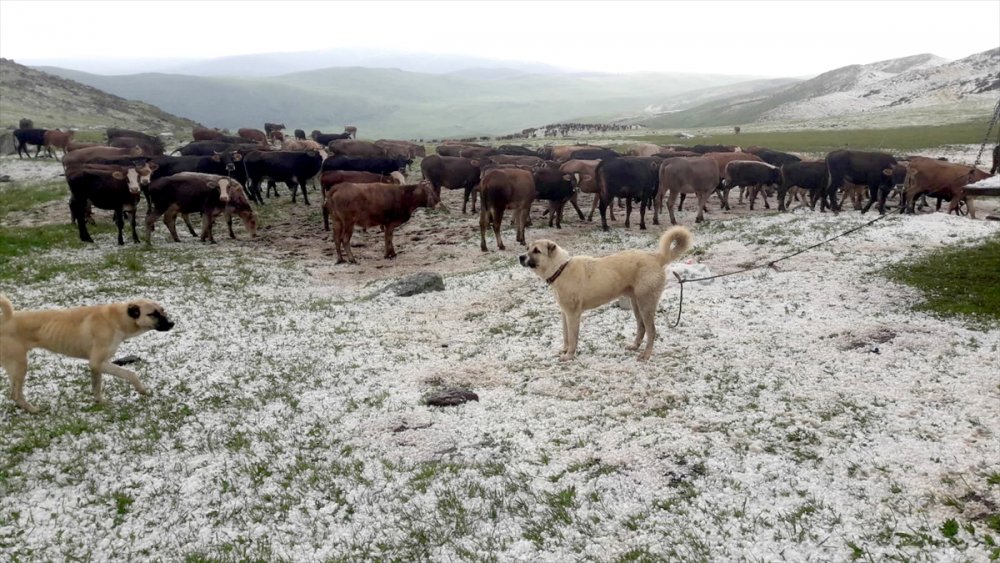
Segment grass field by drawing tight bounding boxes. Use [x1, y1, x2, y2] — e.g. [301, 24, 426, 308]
[638, 119, 997, 155]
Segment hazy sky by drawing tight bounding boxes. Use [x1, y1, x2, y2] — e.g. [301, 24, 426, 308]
[1, 0, 998, 76]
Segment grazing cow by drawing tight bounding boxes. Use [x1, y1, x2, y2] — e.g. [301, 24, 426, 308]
[343, 126, 357, 139]
[192, 127, 226, 141]
[319, 170, 404, 230]
[570, 148, 619, 161]
[243, 149, 327, 205]
[282, 139, 325, 152]
[294, 129, 307, 140]
[777, 161, 828, 212]
[375, 139, 425, 159]
[65, 162, 157, 245]
[327, 181, 439, 263]
[479, 168, 535, 251]
[657, 157, 720, 225]
[327, 139, 386, 158]
[43, 129, 74, 158]
[146, 173, 257, 243]
[237, 128, 268, 145]
[559, 159, 606, 221]
[13, 128, 48, 159]
[435, 144, 470, 157]
[264, 122, 286, 135]
[65, 141, 104, 153]
[173, 140, 270, 157]
[825, 150, 898, 214]
[702, 152, 765, 209]
[109, 136, 163, 156]
[459, 146, 498, 159]
[496, 145, 538, 157]
[420, 155, 483, 213]
[532, 166, 584, 228]
[901, 158, 991, 218]
[745, 146, 801, 167]
[312, 130, 350, 145]
[595, 157, 662, 230]
[322, 155, 410, 176]
[724, 161, 783, 210]
[62, 145, 145, 169]
[106, 128, 165, 154]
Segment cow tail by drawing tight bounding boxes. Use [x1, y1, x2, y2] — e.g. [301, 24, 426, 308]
[656, 226, 692, 266]
[0, 294, 14, 323]
[594, 161, 607, 205]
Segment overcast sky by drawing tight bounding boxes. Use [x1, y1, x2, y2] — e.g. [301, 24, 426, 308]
[1, 0, 998, 76]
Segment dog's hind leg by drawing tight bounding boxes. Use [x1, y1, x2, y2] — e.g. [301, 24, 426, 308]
[627, 294, 647, 352]
[2, 346, 37, 413]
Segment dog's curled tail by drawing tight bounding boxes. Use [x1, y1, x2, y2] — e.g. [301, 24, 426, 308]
[657, 226, 692, 266]
[0, 294, 13, 323]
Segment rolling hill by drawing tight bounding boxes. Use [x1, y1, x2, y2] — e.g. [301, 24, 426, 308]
[33, 64, 774, 139]
[639, 48, 999, 129]
[0, 58, 199, 137]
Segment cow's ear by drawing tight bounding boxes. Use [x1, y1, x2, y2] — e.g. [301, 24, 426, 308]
[547, 242, 556, 255]
[470, 160, 479, 167]
[882, 168, 893, 176]
[147, 162, 158, 171]
[207, 180, 219, 190]
[112, 171, 125, 180]
[582, 174, 593, 182]
[128, 304, 141, 319]
[211, 154, 221, 162]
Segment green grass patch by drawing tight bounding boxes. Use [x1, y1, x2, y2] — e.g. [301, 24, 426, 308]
[885, 235, 1000, 326]
[0, 180, 68, 220]
[638, 120, 992, 154]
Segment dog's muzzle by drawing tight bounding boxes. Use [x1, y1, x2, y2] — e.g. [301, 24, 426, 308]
[518, 254, 533, 268]
[156, 318, 175, 331]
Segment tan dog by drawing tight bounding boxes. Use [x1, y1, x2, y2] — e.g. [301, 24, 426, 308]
[519, 226, 692, 361]
[0, 295, 174, 413]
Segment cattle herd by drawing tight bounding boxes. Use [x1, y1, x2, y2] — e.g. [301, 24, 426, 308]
[9, 120, 1000, 264]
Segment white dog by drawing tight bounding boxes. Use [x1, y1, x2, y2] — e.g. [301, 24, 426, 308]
[519, 226, 692, 361]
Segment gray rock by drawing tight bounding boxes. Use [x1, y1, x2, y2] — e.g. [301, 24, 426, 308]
[386, 272, 444, 297]
[424, 388, 479, 407]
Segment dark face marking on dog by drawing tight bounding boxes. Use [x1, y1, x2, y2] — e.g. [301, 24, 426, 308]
[128, 304, 141, 319]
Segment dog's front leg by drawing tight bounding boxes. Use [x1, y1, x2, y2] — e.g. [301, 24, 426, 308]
[95, 362, 150, 402]
[561, 311, 582, 361]
[560, 312, 569, 356]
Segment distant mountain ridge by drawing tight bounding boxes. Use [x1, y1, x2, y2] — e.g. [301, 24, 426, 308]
[0, 58, 198, 134]
[641, 48, 998, 128]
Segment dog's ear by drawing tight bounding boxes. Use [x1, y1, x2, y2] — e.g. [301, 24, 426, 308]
[127, 304, 141, 319]
[547, 242, 556, 255]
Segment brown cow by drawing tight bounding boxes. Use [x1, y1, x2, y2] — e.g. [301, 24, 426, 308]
[320, 170, 404, 230]
[282, 139, 325, 152]
[479, 168, 535, 251]
[658, 157, 720, 225]
[701, 152, 764, 209]
[43, 129, 75, 158]
[327, 181, 439, 263]
[541, 145, 603, 162]
[237, 128, 268, 145]
[145, 173, 257, 243]
[192, 127, 226, 141]
[559, 159, 608, 221]
[327, 139, 386, 158]
[65, 141, 104, 153]
[62, 145, 144, 169]
[375, 139, 426, 159]
[902, 158, 992, 218]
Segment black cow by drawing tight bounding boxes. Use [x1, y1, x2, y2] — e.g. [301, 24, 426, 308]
[243, 149, 326, 205]
[109, 136, 165, 156]
[18, 118, 34, 130]
[173, 141, 269, 157]
[777, 161, 828, 212]
[419, 155, 483, 213]
[65, 162, 157, 245]
[596, 156, 662, 230]
[825, 150, 898, 214]
[323, 155, 410, 175]
[106, 128, 165, 154]
[13, 128, 48, 159]
[532, 166, 584, 228]
[745, 147, 801, 167]
[496, 145, 539, 157]
[311, 130, 351, 145]
[570, 148, 620, 161]
[294, 129, 307, 140]
[724, 161, 783, 210]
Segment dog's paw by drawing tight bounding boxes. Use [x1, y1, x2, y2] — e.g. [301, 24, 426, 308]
[559, 353, 575, 362]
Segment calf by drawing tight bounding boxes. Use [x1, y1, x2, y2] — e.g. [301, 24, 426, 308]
[479, 168, 535, 251]
[243, 149, 327, 205]
[902, 158, 991, 218]
[419, 155, 483, 213]
[559, 159, 606, 221]
[320, 170, 404, 230]
[702, 152, 765, 210]
[595, 156, 661, 230]
[65, 162, 157, 245]
[237, 128, 268, 145]
[327, 181, 439, 263]
[146, 173, 257, 243]
[43, 129, 75, 158]
[312, 130, 350, 145]
[825, 150, 898, 214]
[777, 161, 828, 211]
[724, 161, 783, 210]
[532, 166, 583, 228]
[13, 128, 48, 159]
[658, 157, 719, 224]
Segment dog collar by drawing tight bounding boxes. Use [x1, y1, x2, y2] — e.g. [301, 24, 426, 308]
[546, 260, 571, 285]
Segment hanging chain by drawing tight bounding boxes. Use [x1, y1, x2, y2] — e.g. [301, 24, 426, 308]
[972, 96, 1000, 168]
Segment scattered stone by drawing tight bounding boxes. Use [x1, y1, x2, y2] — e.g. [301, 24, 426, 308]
[0, 175, 11, 182]
[423, 388, 479, 407]
[385, 272, 445, 297]
[111, 355, 142, 366]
